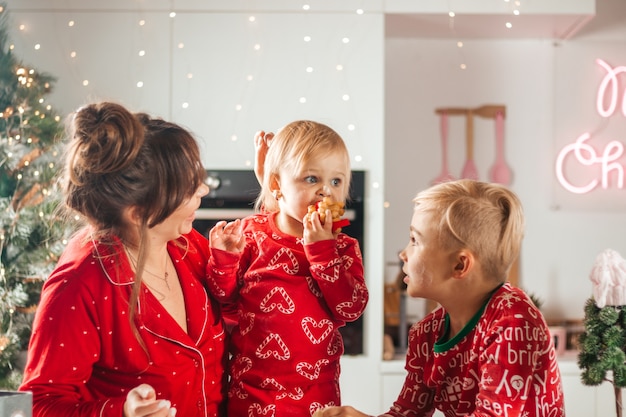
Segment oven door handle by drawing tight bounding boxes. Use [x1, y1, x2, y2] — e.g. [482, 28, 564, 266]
[195, 208, 256, 220]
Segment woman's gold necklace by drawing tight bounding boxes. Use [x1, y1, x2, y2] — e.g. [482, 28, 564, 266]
[125, 247, 171, 291]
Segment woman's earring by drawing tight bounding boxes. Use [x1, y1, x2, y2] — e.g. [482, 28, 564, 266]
[273, 190, 282, 200]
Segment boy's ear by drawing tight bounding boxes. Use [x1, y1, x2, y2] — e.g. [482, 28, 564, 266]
[452, 250, 474, 278]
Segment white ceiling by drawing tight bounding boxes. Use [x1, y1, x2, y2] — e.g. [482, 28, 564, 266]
[385, 0, 625, 40]
[385, 13, 594, 40]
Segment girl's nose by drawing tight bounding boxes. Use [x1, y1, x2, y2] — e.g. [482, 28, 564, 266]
[319, 185, 331, 196]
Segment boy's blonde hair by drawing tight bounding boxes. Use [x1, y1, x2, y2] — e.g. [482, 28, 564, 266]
[256, 120, 351, 212]
[414, 179, 524, 283]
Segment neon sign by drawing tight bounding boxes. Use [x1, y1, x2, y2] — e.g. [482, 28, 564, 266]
[556, 59, 626, 194]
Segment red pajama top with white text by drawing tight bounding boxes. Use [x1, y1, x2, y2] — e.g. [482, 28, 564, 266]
[384, 283, 564, 417]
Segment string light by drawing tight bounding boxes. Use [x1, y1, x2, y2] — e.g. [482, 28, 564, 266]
[11, 3, 371, 171]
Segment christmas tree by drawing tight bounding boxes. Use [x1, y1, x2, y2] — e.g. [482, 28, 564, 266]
[578, 249, 626, 417]
[0, 3, 74, 389]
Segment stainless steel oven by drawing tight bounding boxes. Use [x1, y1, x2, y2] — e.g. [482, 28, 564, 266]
[193, 169, 366, 355]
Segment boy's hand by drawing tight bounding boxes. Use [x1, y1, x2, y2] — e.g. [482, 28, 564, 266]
[315, 406, 369, 417]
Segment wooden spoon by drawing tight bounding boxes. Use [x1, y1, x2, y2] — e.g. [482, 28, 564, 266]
[460, 110, 479, 180]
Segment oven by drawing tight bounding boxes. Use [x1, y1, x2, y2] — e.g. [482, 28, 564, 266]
[193, 169, 366, 355]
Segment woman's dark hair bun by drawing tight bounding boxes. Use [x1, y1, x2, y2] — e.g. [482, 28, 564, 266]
[71, 102, 145, 176]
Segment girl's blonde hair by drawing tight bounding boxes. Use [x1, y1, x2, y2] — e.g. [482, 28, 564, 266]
[414, 179, 524, 282]
[255, 120, 351, 212]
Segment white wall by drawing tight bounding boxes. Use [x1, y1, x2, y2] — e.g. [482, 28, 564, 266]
[384, 32, 626, 321]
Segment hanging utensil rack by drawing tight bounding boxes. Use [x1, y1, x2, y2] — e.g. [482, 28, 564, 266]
[433, 104, 511, 185]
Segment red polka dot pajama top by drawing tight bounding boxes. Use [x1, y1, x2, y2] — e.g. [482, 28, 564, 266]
[20, 228, 227, 417]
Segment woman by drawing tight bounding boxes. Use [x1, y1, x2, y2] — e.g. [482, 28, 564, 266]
[19, 102, 227, 417]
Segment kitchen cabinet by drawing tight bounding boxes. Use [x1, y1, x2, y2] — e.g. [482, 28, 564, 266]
[379, 353, 622, 417]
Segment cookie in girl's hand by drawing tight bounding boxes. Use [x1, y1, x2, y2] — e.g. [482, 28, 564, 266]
[308, 197, 350, 231]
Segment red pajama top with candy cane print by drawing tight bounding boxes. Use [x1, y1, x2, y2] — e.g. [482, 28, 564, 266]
[383, 283, 564, 417]
[207, 212, 368, 417]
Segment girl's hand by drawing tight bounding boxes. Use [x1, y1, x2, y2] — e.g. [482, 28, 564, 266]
[303, 209, 337, 244]
[254, 130, 274, 184]
[209, 219, 245, 254]
[124, 384, 177, 417]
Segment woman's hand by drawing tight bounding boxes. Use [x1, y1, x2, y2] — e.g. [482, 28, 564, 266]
[254, 130, 274, 184]
[209, 219, 245, 254]
[124, 384, 176, 417]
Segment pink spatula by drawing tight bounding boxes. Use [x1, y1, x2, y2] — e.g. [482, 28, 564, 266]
[461, 110, 479, 180]
[431, 112, 455, 185]
[488, 111, 512, 185]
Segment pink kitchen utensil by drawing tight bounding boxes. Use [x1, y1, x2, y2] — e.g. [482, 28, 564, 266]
[461, 110, 479, 180]
[488, 111, 512, 185]
[431, 112, 455, 185]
